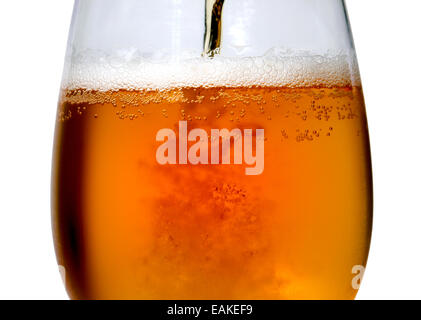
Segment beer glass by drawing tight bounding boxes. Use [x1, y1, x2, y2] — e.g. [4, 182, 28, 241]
[52, 0, 372, 300]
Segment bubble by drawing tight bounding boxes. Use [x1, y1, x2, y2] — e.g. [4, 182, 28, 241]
[62, 49, 360, 91]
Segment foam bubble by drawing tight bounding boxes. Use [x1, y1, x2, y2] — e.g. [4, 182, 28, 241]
[62, 49, 361, 91]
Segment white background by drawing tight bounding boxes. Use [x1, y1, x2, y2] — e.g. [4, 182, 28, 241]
[0, 0, 420, 300]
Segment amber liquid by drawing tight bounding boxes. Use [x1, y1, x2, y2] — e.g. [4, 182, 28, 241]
[52, 86, 372, 299]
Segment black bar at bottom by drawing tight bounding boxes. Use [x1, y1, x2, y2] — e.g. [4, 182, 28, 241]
[0, 300, 383, 318]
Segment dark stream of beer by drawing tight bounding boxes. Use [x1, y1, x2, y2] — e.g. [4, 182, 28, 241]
[203, 0, 226, 57]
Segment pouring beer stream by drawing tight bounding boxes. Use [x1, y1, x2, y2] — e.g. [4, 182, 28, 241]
[203, 0, 226, 57]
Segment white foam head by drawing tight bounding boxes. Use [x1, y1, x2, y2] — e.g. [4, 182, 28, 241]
[62, 49, 361, 91]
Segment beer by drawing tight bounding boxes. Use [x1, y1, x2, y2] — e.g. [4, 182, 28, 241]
[203, 0, 225, 57]
[52, 54, 372, 299]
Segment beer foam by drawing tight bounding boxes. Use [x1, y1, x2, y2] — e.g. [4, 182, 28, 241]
[62, 49, 361, 91]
